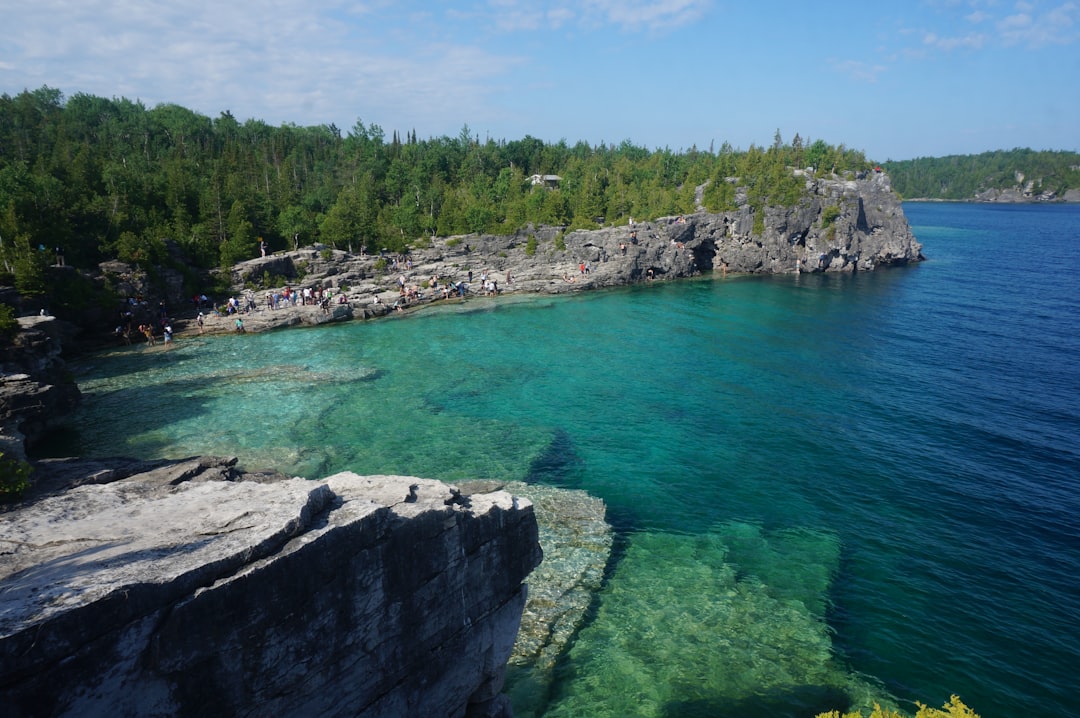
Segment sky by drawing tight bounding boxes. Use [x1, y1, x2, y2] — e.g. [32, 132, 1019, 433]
[2, 0, 1079, 161]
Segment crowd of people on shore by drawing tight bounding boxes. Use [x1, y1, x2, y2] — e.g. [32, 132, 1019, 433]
[114, 297, 175, 348]
[110, 219, 678, 348]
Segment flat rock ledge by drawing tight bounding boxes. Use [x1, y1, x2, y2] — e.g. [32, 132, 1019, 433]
[0, 457, 543, 718]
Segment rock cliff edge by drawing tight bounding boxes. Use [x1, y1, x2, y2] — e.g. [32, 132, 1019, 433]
[181, 171, 921, 336]
[0, 458, 542, 718]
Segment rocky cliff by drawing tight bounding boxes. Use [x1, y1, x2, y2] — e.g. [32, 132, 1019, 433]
[0, 458, 543, 718]
[971, 170, 1080, 202]
[0, 316, 81, 463]
[181, 171, 921, 336]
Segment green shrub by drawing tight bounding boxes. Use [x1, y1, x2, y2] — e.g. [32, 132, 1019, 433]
[0, 452, 33, 500]
[822, 204, 842, 228]
[446, 238, 462, 248]
[817, 695, 979, 718]
[525, 237, 538, 256]
[752, 208, 765, 235]
[0, 303, 18, 340]
[554, 232, 567, 251]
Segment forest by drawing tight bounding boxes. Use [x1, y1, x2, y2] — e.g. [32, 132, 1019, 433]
[885, 149, 1080, 200]
[0, 86, 869, 298]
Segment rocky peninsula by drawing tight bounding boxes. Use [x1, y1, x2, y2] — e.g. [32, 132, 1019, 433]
[106, 170, 920, 338]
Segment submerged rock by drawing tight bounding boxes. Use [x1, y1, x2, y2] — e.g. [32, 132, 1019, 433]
[457, 480, 613, 718]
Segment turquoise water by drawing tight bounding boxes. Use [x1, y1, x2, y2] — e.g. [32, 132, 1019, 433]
[49, 203, 1080, 717]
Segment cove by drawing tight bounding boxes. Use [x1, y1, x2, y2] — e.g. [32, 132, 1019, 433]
[48, 203, 1080, 717]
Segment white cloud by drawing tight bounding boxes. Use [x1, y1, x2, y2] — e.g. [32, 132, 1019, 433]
[997, 2, 1079, 47]
[584, 0, 710, 29]
[0, 0, 530, 132]
[829, 58, 888, 82]
[475, 0, 709, 32]
[547, 7, 577, 28]
[923, 31, 988, 48]
[900, 0, 1078, 56]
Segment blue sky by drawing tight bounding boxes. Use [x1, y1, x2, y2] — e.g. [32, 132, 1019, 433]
[3, 0, 1078, 160]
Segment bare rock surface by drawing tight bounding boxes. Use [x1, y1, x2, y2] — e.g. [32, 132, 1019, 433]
[0, 457, 542, 718]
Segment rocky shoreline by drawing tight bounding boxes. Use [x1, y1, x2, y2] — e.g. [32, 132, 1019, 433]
[160, 170, 921, 340]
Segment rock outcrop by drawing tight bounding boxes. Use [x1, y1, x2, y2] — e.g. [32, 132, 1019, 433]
[971, 170, 1079, 202]
[183, 171, 920, 337]
[0, 316, 81, 462]
[457, 479, 613, 714]
[0, 458, 543, 718]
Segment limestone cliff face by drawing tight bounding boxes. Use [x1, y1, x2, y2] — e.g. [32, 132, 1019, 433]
[0, 459, 542, 718]
[700, 169, 923, 274]
[427, 171, 920, 285]
[214, 171, 920, 325]
[0, 316, 81, 462]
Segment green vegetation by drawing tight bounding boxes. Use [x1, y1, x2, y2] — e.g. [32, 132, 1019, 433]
[0, 303, 17, 340]
[821, 204, 841, 227]
[0, 87, 869, 292]
[817, 695, 979, 718]
[0, 451, 33, 500]
[886, 149, 1080, 200]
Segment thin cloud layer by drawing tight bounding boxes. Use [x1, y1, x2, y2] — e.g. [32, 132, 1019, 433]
[1, 0, 1077, 159]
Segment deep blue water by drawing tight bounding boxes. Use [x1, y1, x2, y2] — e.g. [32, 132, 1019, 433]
[51, 202, 1080, 717]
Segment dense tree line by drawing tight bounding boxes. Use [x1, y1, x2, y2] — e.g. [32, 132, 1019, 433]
[885, 149, 1080, 200]
[0, 86, 870, 295]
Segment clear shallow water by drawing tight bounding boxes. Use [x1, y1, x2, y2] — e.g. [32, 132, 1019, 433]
[49, 203, 1080, 717]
